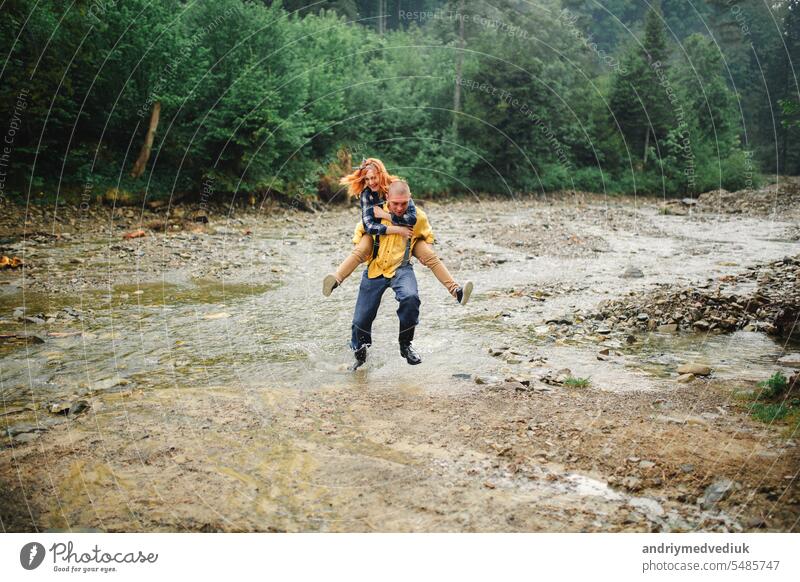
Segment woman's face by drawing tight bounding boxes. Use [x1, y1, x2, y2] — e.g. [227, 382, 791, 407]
[365, 167, 379, 191]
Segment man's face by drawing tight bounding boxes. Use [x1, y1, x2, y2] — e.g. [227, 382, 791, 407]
[387, 193, 410, 217]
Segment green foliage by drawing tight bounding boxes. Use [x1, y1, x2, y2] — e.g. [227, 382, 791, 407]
[757, 372, 789, 400]
[749, 402, 789, 423]
[0, 0, 780, 204]
[563, 376, 591, 388]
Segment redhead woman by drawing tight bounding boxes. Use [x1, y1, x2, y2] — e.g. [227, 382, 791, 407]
[322, 157, 473, 304]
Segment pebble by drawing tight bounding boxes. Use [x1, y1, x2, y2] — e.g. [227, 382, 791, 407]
[621, 266, 644, 279]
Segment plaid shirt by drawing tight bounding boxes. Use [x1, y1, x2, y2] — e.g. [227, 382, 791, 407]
[360, 188, 417, 235]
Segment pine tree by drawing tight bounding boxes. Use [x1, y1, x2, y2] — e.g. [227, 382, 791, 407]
[609, 4, 674, 165]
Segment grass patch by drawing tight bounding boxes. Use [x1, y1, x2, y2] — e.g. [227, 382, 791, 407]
[743, 372, 800, 429]
[756, 372, 788, 399]
[749, 402, 790, 423]
[563, 376, 591, 388]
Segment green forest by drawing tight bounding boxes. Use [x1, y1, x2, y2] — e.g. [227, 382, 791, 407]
[0, 0, 798, 206]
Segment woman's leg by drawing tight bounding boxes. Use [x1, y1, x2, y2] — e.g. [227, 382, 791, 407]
[412, 240, 459, 296]
[335, 234, 373, 283]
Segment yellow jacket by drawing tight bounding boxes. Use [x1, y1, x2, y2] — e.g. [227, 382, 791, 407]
[352, 204, 435, 279]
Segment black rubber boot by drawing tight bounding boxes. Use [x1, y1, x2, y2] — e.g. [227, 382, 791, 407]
[350, 345, 367, 371]
[399, 328, 422, 365]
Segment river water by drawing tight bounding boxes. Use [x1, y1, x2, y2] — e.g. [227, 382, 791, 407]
[1, 198, 798, 531]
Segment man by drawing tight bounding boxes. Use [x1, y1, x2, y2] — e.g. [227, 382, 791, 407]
[349, 180, 434, 370]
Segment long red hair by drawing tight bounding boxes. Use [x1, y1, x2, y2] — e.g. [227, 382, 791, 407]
[339, 157, 399, 199]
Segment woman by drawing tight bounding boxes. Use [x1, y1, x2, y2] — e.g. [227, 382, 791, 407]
[322, 157, 473, 304]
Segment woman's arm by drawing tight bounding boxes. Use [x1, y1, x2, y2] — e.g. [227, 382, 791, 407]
[360, 190, 387, 236]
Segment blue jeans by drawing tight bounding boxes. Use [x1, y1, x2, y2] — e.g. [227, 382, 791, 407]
[350, 265, 420, 350]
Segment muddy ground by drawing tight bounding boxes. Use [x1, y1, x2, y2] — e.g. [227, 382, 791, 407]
[1, 188, 799, 532]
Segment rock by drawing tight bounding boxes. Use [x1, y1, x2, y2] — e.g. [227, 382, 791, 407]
[596, 327, 611, 335]
[676, 373, 695, 383]
[90, 377, 129, 393]
[5, 423, 48, 438]
[692, 319, 711, 331]
[699, 478, 737, 509]
[68, 400, 90, 417]
[474, 374, 501, 385]
[49, 401, 73, 415]
[654, 414, 707, 426]
[451, 373, 471, 380]
[621, 266, 644, 279]
[777, 353, 800, 367]
[123, 229, 146, 239]
[677, 363, 712, 376]
[0, 333, 45, 345]
[680, 463, 694, 474]
[629, 497, 665, 518]
[639, 460, 656, 470]
[13, 432, 42, 444]
[657, 323, 678, 333]
[685, 415, 709, 426]
[621, 476, 643, 491]
[636, 313, 649, 321]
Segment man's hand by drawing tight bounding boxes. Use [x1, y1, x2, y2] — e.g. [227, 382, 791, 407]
[386, 225, 413, 239]
[373, 206, 391, 220]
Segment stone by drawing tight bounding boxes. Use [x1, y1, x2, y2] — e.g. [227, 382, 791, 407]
[629, 497, 665, 518]
[657, 323, 678, 333]
[676, 373, 695, 383]
[621, 266, 644, 279]
[699, 478, 737, 509]
[13, 432, 41, 444]
[68, 400, 90, 417]
[685, 415, 709, 426]
[777, 353, 800, 367]
[621, 476, 643, 491]
[5, 423, 47, 438]
[474, 374, 501, 385]
[49, 401, 72, 415]
[677, 363, 712, 376]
